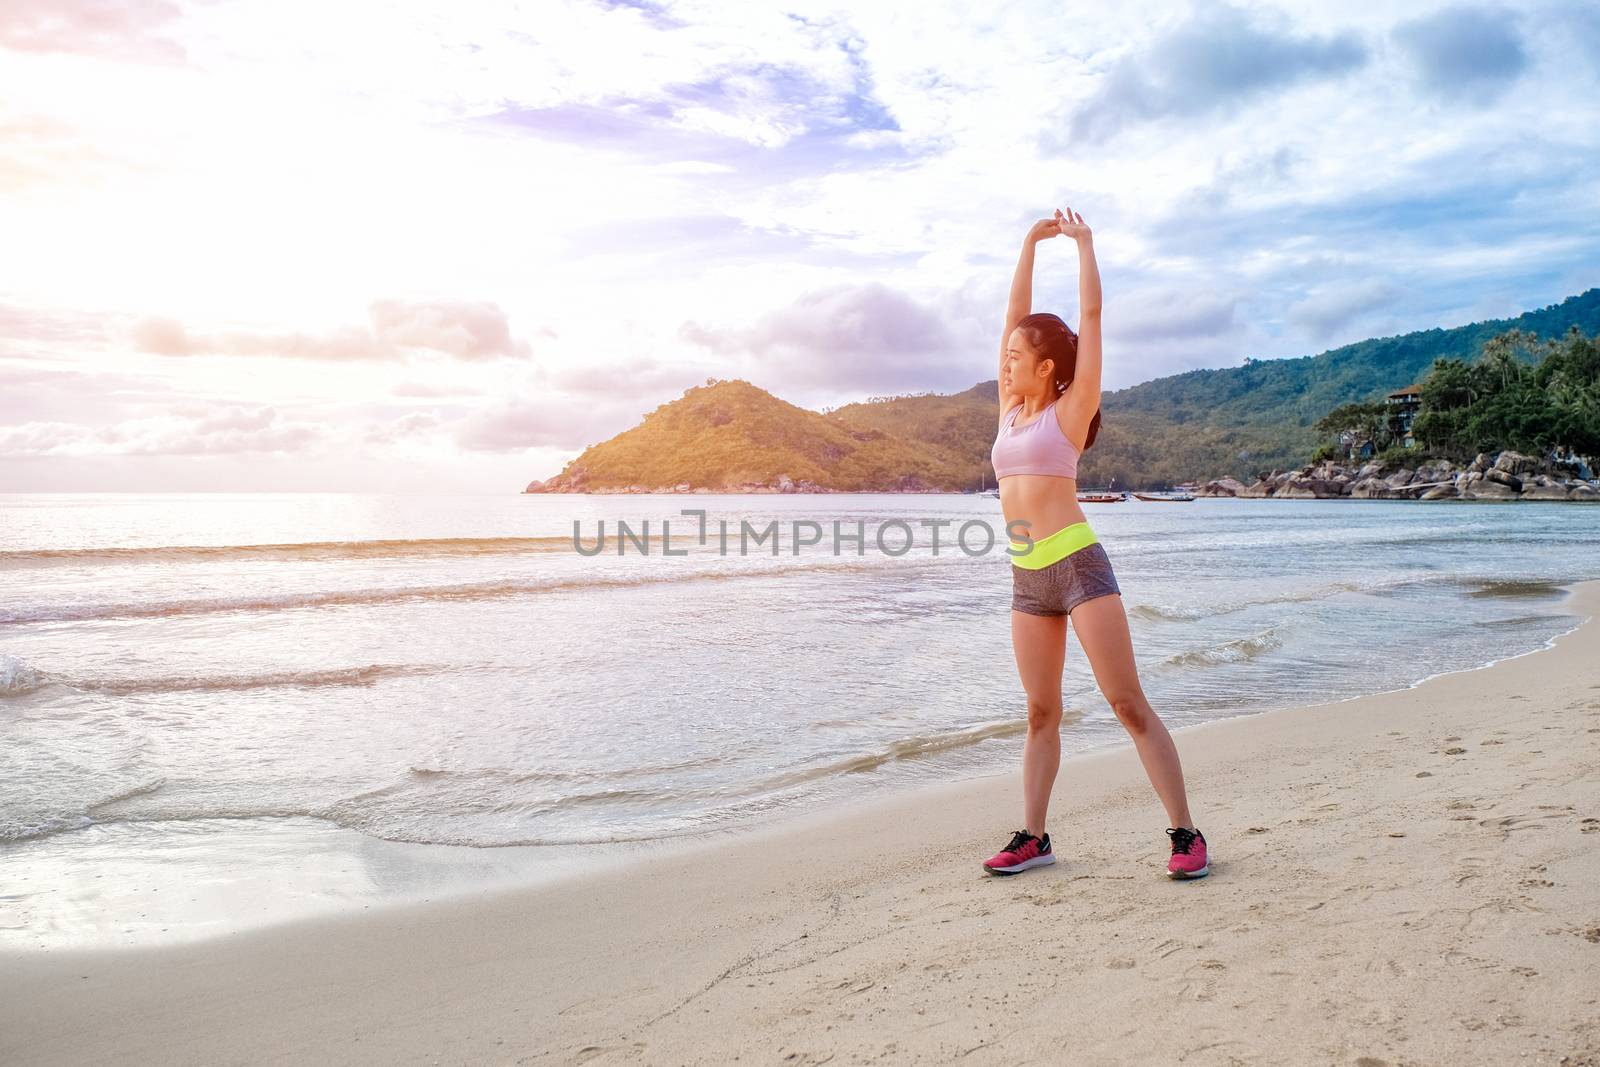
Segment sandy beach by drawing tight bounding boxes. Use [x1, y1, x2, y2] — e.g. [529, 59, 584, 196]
[4, 581, 1598, 1066]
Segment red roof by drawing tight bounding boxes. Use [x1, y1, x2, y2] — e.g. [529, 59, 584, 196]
[1387, 384, 1422, 398]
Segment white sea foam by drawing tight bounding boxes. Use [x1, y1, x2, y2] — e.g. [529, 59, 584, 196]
[0, 653, 45, 696]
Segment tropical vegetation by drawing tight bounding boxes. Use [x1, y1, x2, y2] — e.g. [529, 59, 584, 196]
[529, 289, 1600, 492]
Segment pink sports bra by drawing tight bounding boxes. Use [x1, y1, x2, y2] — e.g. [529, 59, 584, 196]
[991, 399, 1081, 480]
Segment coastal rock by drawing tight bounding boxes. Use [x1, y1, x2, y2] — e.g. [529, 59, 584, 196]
[523, 479, 545, 493]
[1470, 452, 1492, 473]
[1483, 468, 1523, 492]
[1355, 461, 1386, 481]
[1350, 477, 1394, 499]
[1275, 478, 1315, 499]
[1384, 469, 1416, 488]
[1277, 477, 1343, 499]
[1493, 450, 1539, 476]
[777, 474, 796, 493]
[1199, 477, 1248, 497]
[1237, 480, 1273, 498]
[1521, 484, 1571, 500]
[1570, 483, 1600, 501]
[1420, 485, 1459, 500]
[1464, 479, 1517, 500]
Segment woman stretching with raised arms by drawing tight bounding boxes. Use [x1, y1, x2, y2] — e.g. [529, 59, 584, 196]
[981, 207, 1209, 880]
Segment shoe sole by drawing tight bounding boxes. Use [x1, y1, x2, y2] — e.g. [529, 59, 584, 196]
[983, 853, 1056, 875]
[1167, 863, 1210, 879]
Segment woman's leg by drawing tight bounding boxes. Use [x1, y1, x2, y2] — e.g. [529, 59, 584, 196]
[1067, 594, 1195, 829]
[1011, 609, 1067, 837]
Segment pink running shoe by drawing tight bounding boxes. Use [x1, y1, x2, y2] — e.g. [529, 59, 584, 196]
[982, 829, 1055, 875]
[1166, 826, 1209, 879]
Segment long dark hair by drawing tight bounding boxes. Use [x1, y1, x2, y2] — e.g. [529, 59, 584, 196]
[1017, 312, 1101, 449]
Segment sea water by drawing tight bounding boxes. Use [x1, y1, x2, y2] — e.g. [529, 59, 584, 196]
[2, 493, 1595, 945]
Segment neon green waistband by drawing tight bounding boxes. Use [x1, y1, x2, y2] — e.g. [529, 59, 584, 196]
[1008, 521, 1098, 569]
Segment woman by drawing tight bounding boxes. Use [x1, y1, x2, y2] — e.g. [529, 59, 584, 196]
[981, 207, 1208, 880]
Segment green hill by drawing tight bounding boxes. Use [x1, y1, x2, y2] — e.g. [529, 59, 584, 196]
[836, 288, 1600, 487]
[528, 288, 1600, 492]
[527, 378, 975, 492]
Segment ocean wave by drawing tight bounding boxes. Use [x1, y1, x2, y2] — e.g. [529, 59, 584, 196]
[0, 555, 948, 627]
[1473, 613, 1569, 629]
[21, 718, 1037, 848]
[1463, 579, 1568, 599]
[0, 653, 46, 696]
[0, 776, 166, 843]
[71, 664, 434, 695]
[1163, 628, 1284, 669]
[0, 535, 576, 569]
[1126, 572, 1432, 624]
[0, 660, 432, 698]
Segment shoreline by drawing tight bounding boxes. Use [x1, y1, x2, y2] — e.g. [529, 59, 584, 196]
[1, 578, 1583, 954]
[523, 487, 1600, 502]
[5, 581, 1598, 1064]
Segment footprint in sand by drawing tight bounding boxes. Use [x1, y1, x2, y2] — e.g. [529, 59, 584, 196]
[1444, 747, 1467, 755]
[576, 1045, 644, 1062]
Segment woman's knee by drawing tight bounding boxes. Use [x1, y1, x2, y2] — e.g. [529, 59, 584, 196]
[1106, 691, 1152, 734]
[1026, 699, 1062, 732]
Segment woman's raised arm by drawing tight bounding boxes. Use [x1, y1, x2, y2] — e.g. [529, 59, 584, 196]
[1053, 208, 1102, 451]
[999, 217, 1067, 417]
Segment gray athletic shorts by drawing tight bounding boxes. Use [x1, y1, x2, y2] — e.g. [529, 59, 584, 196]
[1011, 542, 1122, 617]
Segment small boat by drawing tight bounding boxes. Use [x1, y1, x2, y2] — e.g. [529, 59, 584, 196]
[1133, 491, 1196, 502]
[1078, 477, 1126, 504]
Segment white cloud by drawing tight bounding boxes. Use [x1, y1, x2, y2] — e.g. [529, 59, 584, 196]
[0, 405, 318, 457]
[0, 0, 1594, 488]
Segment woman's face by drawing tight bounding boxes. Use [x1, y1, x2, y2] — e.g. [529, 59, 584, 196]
[1004, 328, 1052, 396]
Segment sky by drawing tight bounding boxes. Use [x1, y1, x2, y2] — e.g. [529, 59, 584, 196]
[1, 0, 1596, 492]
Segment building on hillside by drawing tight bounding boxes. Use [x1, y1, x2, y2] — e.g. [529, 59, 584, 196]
[1339, 433, 1376, 461]
[1386, 384, 1423, 448]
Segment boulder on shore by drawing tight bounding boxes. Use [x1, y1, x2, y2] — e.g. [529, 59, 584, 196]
[1493, 450, 1539, 476]
[1350, 477, 1395, 499]
[1483, 468, 1523, 492]
[1198, 477, 1248, 497]
[1463, 479, 1517, 500]
[1521, 484, 1572, 500]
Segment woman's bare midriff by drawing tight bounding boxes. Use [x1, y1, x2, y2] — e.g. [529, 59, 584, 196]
[998, 475, 1087, 543]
